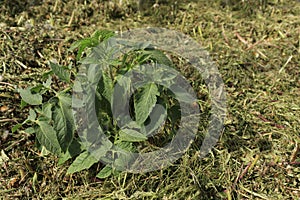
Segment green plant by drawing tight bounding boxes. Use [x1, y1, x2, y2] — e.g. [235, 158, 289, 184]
[14, 30, 189, 178]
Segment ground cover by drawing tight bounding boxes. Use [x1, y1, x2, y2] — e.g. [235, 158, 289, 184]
[0, 0, 299, 199]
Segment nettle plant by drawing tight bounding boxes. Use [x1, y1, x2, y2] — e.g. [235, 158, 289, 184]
[15, 30, 187, 178]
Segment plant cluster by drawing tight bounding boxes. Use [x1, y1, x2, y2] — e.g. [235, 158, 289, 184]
[14, 30, 190, 178]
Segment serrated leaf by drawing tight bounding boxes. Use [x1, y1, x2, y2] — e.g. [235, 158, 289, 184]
[134, 83, 159, 125]
[119, 128, 147, 142]
[102, 73, 114, 102]
[54, 93, 75, 152]
[19, 88, 42, 105]
[49, 62, 70, 83]
[66, 151, 98, 174]
[35, 120, 61, 155]
[92, 30, 115, 41]
[69, 39, 85, 52]
[97, 73, 114, 103]
[96, 165, 112, 179]
[143, 49, 173, 67]
[77, 38, 98, 60]
[69, 30, 115, 60]
[53, 106, 70, 152]
[58, 139, 83, 165]
[115, 140, 136, 152]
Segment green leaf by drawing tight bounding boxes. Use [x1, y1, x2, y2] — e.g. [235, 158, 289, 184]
[114, 151, 134, 170]
[92, 30, 115, 41]
[30, 84, 44, 94]
[68, 40, 84, 52]
[66, 151, 98, 174]
[96, 165, 112, 179]
[54, 93, 75, 152]
[73, 80, 84, 93]
[41, 102, 53, 120]
[69, 30, 115, 60]
[12, 124, 22, 133]
[79, 57, 100, 65]
[58, 139, 83, 165]
[20, 99, 27, 109]
[134, 83, 159, 125]
[35, 120, 61, 155]
[122, 41, 152, 50]
[97, 73, 114, 103]
[43, 76, 52, 88]
[69, 39, 90, 54]
[24, 127, 35, 134]
[115, 140, 136, 152]
[169, 84, 196, 103]
[49, 62, 71, 83]
[22, 108, 37, 124]
[53, 106, 70, 152]
[145, 104, 167, 136]
[28, 109, 37, 121]
[122, 121, 142, 130]
[102, 73, 114, 102]
[143, 49, 173, 67]
[119, 128, 147, 142]
[42, 69, 54, 79]
[19, 88, 42, 105]
[112, 75, 132, 123]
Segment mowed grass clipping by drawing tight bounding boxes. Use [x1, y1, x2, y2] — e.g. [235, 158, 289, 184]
[0, 0, 299, 199]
